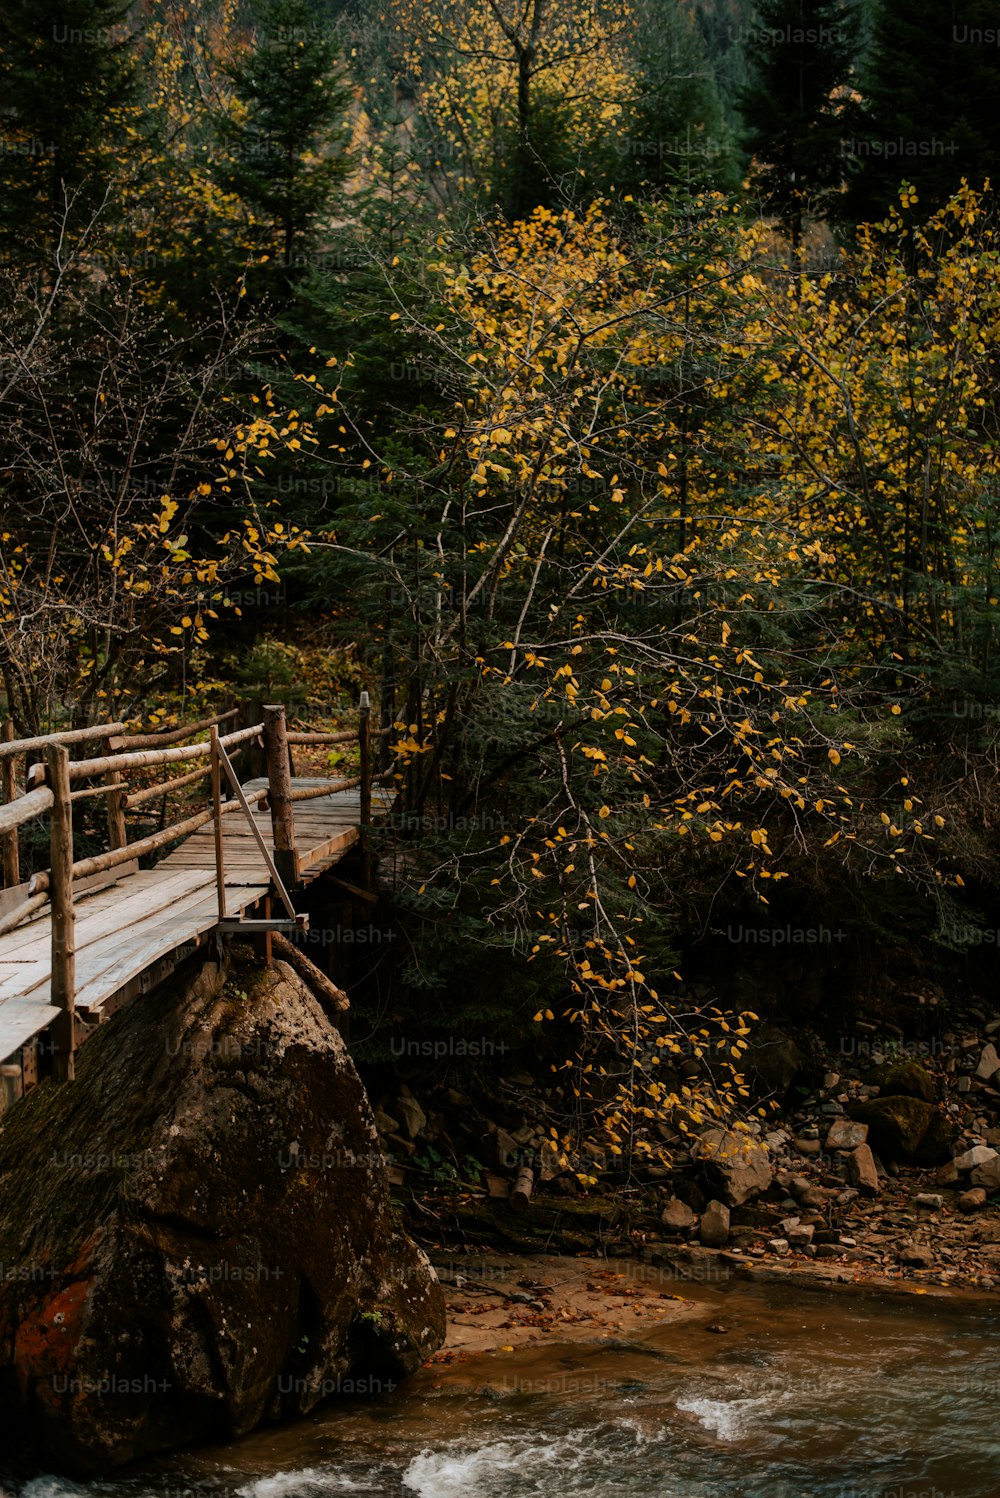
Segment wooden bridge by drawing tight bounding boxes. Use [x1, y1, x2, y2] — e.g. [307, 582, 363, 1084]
[0, 698, 390, 1095]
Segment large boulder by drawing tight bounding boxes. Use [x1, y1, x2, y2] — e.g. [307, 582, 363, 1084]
[692, 1127, 772, 1206]
[867, 1060, 936, 1104]
[0, 953, 445, 1476]
[847, 1095, 954, 1165]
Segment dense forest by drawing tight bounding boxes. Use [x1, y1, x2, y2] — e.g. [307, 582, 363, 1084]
[4, 0, 1000, 1156]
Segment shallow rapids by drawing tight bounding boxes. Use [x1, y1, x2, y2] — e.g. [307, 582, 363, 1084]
[6, 1273, 1000, 1497]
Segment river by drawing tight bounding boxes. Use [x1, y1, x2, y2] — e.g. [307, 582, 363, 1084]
[5, 1273, 1000, 1498]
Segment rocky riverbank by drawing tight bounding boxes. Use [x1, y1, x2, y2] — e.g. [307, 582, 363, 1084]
[377, 996, 1000, 1295]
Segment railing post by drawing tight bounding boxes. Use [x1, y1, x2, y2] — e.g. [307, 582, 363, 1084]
[359, 689, 372, 890]
[46, 743, 76, 1083]
[1, 720, 19, 888]
[238, 696, 267, 783]
[263, 704, 298, 888]
[105, 727, 127, 852]
[210, 725, 226, 921]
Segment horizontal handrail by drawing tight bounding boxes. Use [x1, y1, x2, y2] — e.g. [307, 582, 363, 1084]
[0, 722, 126, 759]
[286, 728, 356, 745]
[124, 746, 243, 809]
[0, 786, 55, 833]
[29, 787, 269, 891]
[28, 723, 263, 786]
[286, 775, 364, 802]
[114, 708, 239, 750]
[0, 889, 48, 938]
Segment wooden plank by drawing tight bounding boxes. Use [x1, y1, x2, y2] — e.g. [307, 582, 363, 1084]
[31, 878, 264, 1013]
[0, 1000, 62, 1059]
[0, 869, 212, 962]
[74, 882, 270, 1015]
[297, 828, 359, 873]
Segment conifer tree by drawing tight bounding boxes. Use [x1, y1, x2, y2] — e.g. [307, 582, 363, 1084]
[216, 0, 352, 292]
[0, 0, 138, 261]
[740, 0, 861, 246]
[847, 0, 1000, 222]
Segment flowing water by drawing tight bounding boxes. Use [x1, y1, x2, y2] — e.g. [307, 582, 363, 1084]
[6, 1273, 1000, 1498]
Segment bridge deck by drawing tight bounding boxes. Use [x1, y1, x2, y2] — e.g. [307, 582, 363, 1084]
[0, 779, 375, 1064]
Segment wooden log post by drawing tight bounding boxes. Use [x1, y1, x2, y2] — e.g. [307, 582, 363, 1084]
[46, 744, 76, 1083]
[510, 1166, 535, 1212]
[1, 720, 19, 888]
[359, 689, 372, 891]
[263, 704, 298, 889]
[104, 727, 127, 854]
[210, 725, 226, 921]
[239, 697, 267, 783]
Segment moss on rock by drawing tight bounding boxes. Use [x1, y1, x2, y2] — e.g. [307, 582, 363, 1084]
[0, 952, 444, 1476]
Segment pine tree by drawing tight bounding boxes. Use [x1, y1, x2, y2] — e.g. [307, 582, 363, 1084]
[740, 0, 862, 247]
[216, 0, 353, 293]
[0, 0, 138, 261]
[847, 0, 1000, 223]
[613, 0, 740, 197]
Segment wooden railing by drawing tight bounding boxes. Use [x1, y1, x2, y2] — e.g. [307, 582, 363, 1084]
[0, 697, 384, 1081]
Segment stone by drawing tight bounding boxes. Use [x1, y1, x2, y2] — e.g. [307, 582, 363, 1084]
[494, 1128, 519, 1170]
[823, 1072, 841, 1090]
[0, 958, 445, 1475]
[976, 1044, 1000, 1082]
[953, 1144, 998, 1173]
[846, 1143, 879, 1196]
[848, 1096, 954, 1164]
[970, 1154, 1000, 1191]
[793, 1137, 821, 1155]
[767, 1239, 790, 1256]
[787, 1224, 815, 1248]
[395, 1095, 427, 1140]
[692, 1128, 772, 1206]
[815, 1244, 843, 1260]
[956, 1077, 972, 1094]
[898, 1244, 935, 1269]
[825, 1118, 868, 1152]
[914, 1193, 944, 1210]
[699, 1200, 731, 1248]
[661, 1198, 696, 1232]
[959, 1187, 988, 1213]
[867, 1061, 936, 1103]
[373, 1107, 400, 1137]
[937, 1159, 960, 1187]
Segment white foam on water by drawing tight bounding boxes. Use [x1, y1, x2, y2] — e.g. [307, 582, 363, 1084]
[20, 1481, 87, 1498]
[236, 1469, 362, 1497]
[402, 1430, 607, 1497]
[675, 1393, 776, 1443]
[401, 1426, 658, 1498]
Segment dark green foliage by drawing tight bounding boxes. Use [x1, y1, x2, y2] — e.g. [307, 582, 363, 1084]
[0, 0, 139, 260]
[215, 0, 353, 293]
[613, 0, 741, 196]
[847, 0, 1000, 222]
[740, 0, 862, 243]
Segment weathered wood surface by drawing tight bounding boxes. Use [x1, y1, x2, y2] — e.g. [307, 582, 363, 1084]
[0, 775, 391, 1065]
